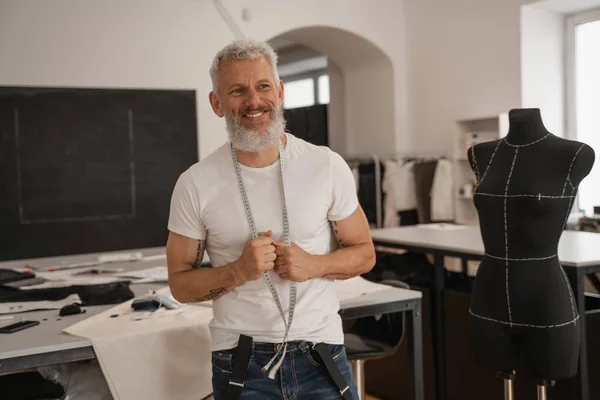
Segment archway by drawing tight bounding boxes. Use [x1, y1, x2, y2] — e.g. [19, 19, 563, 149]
[268, 26, 395, 158]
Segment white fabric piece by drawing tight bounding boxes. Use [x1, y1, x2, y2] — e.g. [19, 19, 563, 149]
[382, 160, 400, 227]
[394, 161, 417, 211]
[35, 268, 125, 282]
[64, 287, 213, 400]
[114, 266, 168, 283]
[20, 276, 128, 290]
[168, 133, 359, 351]
[0, 294, 81, 314]
[430, 158, 455, 221]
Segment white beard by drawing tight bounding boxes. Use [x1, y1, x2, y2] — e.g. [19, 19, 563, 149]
[225, 105, 286, 152]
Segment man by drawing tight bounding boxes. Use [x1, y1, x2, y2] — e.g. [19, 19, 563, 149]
[166, 39, 375, 400]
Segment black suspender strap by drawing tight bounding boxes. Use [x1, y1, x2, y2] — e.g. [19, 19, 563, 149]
[313, 343, 354, 400]
[225, 335, 253, 400]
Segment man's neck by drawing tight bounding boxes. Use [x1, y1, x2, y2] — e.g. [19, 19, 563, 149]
[235, 134, 287, 168]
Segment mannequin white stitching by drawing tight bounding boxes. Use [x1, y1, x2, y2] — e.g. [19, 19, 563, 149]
[470, 309, 579, 328]
[478, 140, 502, 186]
[504, 133, 551, 148]
[559, 263, 577, 320]
[562, 144, 585, 195]
[485, 253, 557, 261]
[504, 149, 518, 326]
[475, 193, 575, 199]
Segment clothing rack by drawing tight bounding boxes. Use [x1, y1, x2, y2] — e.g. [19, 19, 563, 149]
[345, 154, 382, 228]
[344, 153, 446, 228]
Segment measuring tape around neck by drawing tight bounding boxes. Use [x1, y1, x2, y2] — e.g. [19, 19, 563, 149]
[230, 138, 296, 378]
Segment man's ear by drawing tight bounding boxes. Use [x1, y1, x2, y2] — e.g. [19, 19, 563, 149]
[209, 91, 224, 118]
[278, 80, 284, 105]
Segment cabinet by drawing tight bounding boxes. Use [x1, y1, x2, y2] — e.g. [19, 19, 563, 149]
[452, 114, 508, 226]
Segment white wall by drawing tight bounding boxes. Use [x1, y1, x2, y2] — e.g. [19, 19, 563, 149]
[326, 60, 346, 155]
[1, 0, 565, 161]
[404, 0, 533, 154]
[520, 5, 565, 137]
[0, 0, 409, 160]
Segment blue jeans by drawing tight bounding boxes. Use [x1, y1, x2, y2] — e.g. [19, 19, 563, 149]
[212, 341, 359, 400]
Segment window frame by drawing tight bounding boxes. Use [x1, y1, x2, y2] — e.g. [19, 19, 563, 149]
[281, 68, 328, 109]
[564, 8, 600, 214]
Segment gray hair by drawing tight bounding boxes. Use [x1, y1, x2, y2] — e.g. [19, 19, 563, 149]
[209, 39, 280, 94]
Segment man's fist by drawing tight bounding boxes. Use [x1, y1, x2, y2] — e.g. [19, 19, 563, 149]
[273, 242, 319, 282]
[235, 230, 277, 282]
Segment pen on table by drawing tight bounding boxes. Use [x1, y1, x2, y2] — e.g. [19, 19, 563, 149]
[73, 269, 119, 275]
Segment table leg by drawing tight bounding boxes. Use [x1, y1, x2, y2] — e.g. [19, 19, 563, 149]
[432, 254, 446, 400]
[566, 267, 589, 400]
[407, 300, 424, 400]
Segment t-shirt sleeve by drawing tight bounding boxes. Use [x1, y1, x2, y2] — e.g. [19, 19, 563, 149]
[327, 151, 360, 221]
[167, 171, 207, 240]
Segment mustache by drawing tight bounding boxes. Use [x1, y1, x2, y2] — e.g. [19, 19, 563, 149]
[239, 106, 272, 115]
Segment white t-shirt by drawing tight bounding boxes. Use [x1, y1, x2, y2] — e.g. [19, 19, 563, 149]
[167, 133, 359, 351]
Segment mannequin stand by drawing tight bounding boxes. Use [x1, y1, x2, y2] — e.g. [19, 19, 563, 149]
[536, 380, 555, 400]
[497, 370, 515, 400]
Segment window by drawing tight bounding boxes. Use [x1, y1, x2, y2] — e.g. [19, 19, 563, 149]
[282, 71, 330, 110]
[283, 78, 314, 109]
[567, 10, 600, 215]
[318, 75, 330, 104]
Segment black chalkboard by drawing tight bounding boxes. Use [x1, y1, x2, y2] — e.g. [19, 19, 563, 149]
[0, 86, 198, 261]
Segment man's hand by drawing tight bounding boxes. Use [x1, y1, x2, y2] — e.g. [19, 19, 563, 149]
[273, 242, 318, 282]
[234, 230, 277, 282]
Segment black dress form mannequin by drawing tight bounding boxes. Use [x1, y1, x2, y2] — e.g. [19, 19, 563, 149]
[467, 108, 595, 397]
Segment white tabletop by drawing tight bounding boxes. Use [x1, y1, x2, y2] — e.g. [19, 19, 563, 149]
[0, 246, 422, 366]
[371, 224, 600, 268]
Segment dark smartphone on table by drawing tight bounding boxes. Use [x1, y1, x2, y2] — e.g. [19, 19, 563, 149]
[0, 320, 40, 333]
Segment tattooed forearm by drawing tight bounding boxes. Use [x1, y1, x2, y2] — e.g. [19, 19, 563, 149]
[192, 240, 206, 269]
[196, 287, 227, 302]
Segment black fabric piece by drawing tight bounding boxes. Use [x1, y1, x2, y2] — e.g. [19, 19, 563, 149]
[0, 281, 134, 306]
[412, 160, 438, 224]
[357, 162, 377, 224]
[398, 209, 419, 226]
[226, 334, 253, 400]
[312, 343, 354, 400]
[357, 161, 385, 226]
[0, 268, 35, 284]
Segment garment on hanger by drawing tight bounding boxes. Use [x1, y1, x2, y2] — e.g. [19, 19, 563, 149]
[412, 160, 438, 224]
[383, 160, 400, 227]
[357, 162, 377, 225]
[430, 158, 454, 221]
[394, 161, 417, 211]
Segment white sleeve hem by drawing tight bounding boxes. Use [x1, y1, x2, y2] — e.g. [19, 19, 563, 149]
[328, 200, 359, 222]
[167, 224, 206, 241]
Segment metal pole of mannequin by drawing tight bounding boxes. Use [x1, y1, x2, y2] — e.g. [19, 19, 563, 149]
[497, 370, 515, 400]
[536, 380, 554, 400]
[537, 385, 547, 400]
[504, 378, 514, 400]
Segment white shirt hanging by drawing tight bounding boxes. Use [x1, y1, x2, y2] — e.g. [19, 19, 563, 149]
[430, 158, 454, 221]
[394, 161, 418, 211]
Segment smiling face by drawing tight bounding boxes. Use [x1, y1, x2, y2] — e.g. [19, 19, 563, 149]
[209, 57, 286, 152]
